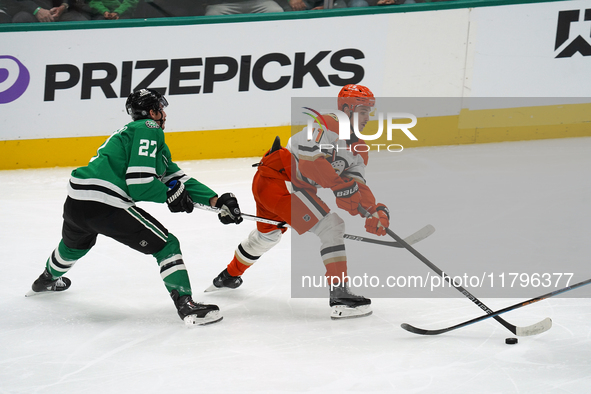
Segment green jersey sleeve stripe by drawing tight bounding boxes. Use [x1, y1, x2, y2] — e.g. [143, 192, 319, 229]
[126, 176, 157, 186]
[162, 171, 187, 184]
[126, 166, 159, 176]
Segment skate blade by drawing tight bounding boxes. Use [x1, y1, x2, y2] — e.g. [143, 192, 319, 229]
[203, 283, 234, 293]
[25, 289, 40, 297]
[330, 305, 373, 320]
[203, 283, 221, 293]
[183, 310, 223, 326]
[25, 287, 69, 297]
[24, 289, 56, 297]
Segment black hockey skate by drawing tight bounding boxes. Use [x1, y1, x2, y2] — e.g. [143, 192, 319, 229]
[25, 268, 71, 297]
[329, 283, 372, 320]
[204, 268, 243, 292]
[170, 290, 223, 326]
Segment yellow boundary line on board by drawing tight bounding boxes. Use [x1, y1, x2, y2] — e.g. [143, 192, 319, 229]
[2, 103, 591, 170]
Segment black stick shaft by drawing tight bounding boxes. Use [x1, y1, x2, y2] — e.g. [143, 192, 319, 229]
[194, 202, 428, 247]
[404, 277, 591, 335]
[358, 205, 518, 335]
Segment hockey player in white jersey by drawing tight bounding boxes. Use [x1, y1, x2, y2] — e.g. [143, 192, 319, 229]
[208, 84, 391, 319]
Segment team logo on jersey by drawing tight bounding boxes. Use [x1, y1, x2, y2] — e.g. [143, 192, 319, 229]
[330, 158, 348, 175]
[145, 120, 160, 128]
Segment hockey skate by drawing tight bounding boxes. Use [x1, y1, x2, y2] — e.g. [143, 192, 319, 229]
[204, 268, 243, 292]
[170, 290, 223, 326]
[329, 283, 372, 320]
[25, 268, 71, 297]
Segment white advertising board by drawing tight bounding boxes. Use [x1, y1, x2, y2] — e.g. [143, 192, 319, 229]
[469, 0, 591, 98]
[1, 18, 385, 140]
[2, 0, 591, 143]
[0, 10, 468, 141]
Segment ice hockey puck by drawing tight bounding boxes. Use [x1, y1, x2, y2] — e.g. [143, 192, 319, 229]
[505, 337, 518, 345]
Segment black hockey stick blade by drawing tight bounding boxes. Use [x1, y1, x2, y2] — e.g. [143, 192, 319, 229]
[356, 205, 550, 337]
[401, 316, 552, 337]
[401, 277, 591, 336]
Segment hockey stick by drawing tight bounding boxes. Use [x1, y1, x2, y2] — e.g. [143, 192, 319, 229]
[194, 203, 435, 247]
[357, 205, 552, 337]
[402, 278, 591, 335]
[193, 202, 289, 228]
[343, 225, 435, 248]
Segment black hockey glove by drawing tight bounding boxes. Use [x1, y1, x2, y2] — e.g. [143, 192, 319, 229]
[166, 180, 194, 213]
[214, 193, 243, 224]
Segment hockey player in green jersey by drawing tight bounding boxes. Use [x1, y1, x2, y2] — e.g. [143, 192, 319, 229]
[26, 88, 243, 326]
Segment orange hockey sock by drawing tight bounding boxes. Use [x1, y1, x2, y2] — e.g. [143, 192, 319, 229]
[325, 260, 348, 286]
[227, 256, 251, 277]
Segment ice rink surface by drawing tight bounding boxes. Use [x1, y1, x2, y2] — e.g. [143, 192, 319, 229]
[1, 137, 590, 393]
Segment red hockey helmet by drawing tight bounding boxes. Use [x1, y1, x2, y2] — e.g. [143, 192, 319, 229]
[337, 84, 375, 112]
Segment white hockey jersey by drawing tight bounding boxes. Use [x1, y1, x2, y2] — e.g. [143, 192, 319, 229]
[287, 112, 368, 192]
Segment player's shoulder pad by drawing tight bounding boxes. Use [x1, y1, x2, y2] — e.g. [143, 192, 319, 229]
[132, 119, 163, 138]
[325, 113, 339, 123]
[322, 113, 340, 133]
[144, 119, 161, 129]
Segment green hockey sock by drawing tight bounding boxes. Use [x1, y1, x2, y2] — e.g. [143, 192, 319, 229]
[153, 233, 192, 296]
[46, 240, 90, 279]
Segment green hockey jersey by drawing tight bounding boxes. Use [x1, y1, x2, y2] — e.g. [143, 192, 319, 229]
[68, 119, 217, 209]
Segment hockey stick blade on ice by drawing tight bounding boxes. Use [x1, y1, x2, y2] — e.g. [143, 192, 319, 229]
[402, 278, 591, 336]
[193, 203, 435, 248]
[357, 205, 552, 337]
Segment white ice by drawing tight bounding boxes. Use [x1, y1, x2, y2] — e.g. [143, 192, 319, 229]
[1, 137, 590, 393]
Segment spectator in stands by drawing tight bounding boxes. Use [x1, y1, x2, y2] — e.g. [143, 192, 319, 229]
[88, 0, 138, 19]
[0, 0, 12, 22]
[345, 0, 372, 7]
[205, 0, 283, 16]
[133, 0, 205, 19]
[376, 0, 406, 5]
[378, 0, 448, 4]
[10, 0, 88, 22]
[278, 0, 346, 11]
